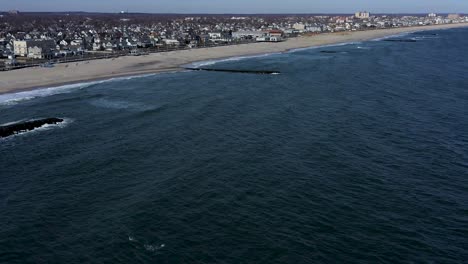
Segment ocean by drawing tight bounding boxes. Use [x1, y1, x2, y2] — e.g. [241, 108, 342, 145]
[1, 28, 468, 263]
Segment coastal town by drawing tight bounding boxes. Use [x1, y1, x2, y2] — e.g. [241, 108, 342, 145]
[0, 11, 466, 70]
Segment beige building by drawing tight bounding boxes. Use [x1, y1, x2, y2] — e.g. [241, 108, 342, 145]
[355, 11, 370, 19]
[293, 23, 306, 31]
[13, 41, 29, 57]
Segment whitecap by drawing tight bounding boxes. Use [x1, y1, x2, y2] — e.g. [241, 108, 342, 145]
[0, 72, 174, 106]
[372, 31, 414, 41]
[88, 98, 153, 111]
[288, 41, 361, 53]
[412, 36, 440, 40]
[0, 119, 27, 127]
[143, 244, 165, 252]
[0, 82, 98, 106]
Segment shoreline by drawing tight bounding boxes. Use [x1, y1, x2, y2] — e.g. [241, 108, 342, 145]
[1, 67, 181, 96]
[1, 23, 467, 96]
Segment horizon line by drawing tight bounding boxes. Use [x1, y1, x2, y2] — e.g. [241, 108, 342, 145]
[1, 11, 466, 15]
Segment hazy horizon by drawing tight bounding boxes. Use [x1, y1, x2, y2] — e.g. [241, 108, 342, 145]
[1, 11, 467, 15]
[2, 0, 468, 14]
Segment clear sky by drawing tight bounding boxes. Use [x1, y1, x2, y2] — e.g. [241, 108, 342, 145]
[2, 0, 468, 14]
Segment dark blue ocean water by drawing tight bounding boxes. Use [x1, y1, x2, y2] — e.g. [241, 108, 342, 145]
[1, 28, 468, 263]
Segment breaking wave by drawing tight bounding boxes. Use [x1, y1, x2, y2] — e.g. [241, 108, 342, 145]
[372, 31, 414, 41]
[186, 42, 362, 68]
[0, 82, 98, 106]
[128, 235, 165, 252]
[186, 53, 276, 68]
[0, 74, 161, 106]
[143, 244, 165, 252]
[288, 41, 361, 53]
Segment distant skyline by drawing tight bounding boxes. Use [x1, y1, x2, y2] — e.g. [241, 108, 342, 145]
[2, 0, 468, 14]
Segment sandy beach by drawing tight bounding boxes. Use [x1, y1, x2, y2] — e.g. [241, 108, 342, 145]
[1, 23, 467, 95]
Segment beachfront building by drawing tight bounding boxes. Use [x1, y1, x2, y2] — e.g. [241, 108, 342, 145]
[293, 23, 306, 32]
[232, 31, 265, 40]
[162, 39, 180, 46]
[27, 46, 47, 59]
[256, 30, 284, 42]
[13, 41, 28, 57]
[13, 40, 56, 58]
[448, 14, 460, 20]
[355, 11, 370, 19]
[208, 32, 223, 39]
[1, 12, 466, 69]
[268, 30, 283, 38]
[208, 31, 232, 43]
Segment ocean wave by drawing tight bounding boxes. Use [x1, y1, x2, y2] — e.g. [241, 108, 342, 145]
[288, 41, 361, 53]
[186, 42, 361, 68]
[371, 31, 414, 41]
[412, 36, 440, 40]
[0, 73, 168, 106]
[88, 98, 154, 111]
[0, 119, 28, 127]
[128, 235, 165, 252]
[0, 82, 99, 106]
[185, 53, 276, 68]
[144, 244, 165, 252]
[371, 27, 448, 41]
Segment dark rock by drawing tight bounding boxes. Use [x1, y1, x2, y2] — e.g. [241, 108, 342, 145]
[0, 118, 64, 138]
[184, 68, 280, 75]
[382, 39, 417, 42]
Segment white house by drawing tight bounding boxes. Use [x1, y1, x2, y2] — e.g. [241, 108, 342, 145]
[163, 39, 180, 46]
[208, 32, 223, 39]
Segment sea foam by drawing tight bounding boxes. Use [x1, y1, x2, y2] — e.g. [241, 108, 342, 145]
[186, 41, 361, 68]
[144, 244, 165, 252]
[371, 31, 414, 41]
[0, 73, 163, 106]
[0, 82, 97, 106]
[288, 41, 361, 53]
[185, 53, 276, 68]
